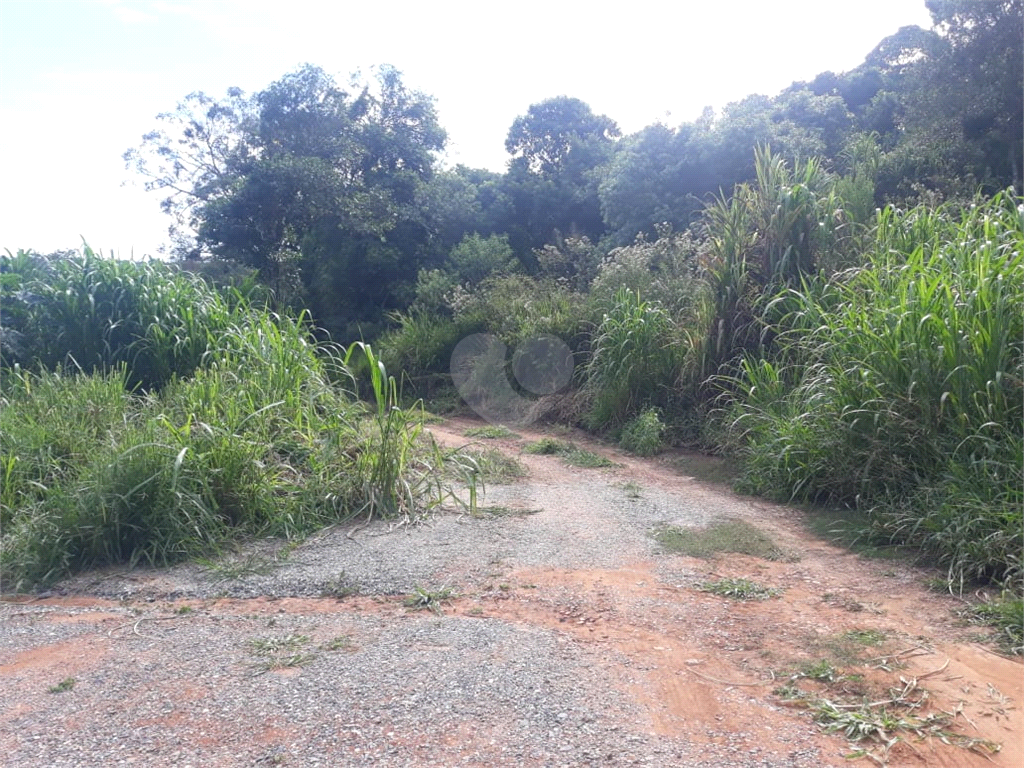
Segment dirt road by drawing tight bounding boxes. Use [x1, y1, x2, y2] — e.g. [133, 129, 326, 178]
[1, 418, 1020, 767]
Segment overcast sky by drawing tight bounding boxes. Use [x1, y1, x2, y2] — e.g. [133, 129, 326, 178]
[0, 0, 934, 257]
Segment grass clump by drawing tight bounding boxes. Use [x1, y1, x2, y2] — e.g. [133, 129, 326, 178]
[799, 659, 841, 683]
[47, 677, 75, 694]
[700, 577, 781, 600]
[0, 246, 258, 391]
[964, 593, 1023, 655]
[804, 509, 908, 561]
[199, 548, 290, 582]
[0, 329, 458, 591]
[321, 635, 354, 652]
[584, 288, 683, 430]
[403, 585, 454, 615]
[619, 408, 666, 456]
[655, 519, 789, 561]
[725, 194, 1022, 590]
[562, 446, 614, 468]
[451, 447, 527, 484]
[248, 633, 316, 672]
[321, 571, 359, 599]
[464, 425, 520, 439]
[523, 438, 614, 468]
[523, 437, 568, 455]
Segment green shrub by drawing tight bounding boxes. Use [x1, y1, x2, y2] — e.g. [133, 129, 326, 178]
[0, 305, 459, 589]
[619, 408, 666, 456]
[590, 226, 708, 319]
[1, 246, 252, 390]
[0, 367, 132, 532]
[379, 311, 484, 379]
[446, 233, 518, 285]
[451, 274, 590, 353]
[343, 342, 449, 521]
[585, 288, 679, 429]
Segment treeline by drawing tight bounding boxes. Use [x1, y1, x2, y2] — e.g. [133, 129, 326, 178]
[118, 0, 1021, 340]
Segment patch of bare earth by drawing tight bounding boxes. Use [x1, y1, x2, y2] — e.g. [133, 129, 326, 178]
[1, 416, 1020, 767]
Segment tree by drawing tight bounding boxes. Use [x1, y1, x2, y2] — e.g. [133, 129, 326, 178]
[864, 2, 1023, 198]
[501, 97, 620, 252]
[922, 0, 1023, 190]
[505, 96, 619, 175]
[127, 64, 447, 338]
[598, 122, 711, 245]
[123, 87, 253, 258]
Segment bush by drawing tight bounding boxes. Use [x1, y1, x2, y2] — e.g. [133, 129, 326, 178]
[446, 233, 518, 285]
[378, 311, 485, 379]
[0, 296, 455, 590]
[619, 408, 666, 456]
[585, 288, 679, 429]
[590, 226, 708, 319]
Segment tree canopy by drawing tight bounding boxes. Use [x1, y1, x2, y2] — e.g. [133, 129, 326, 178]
[126, 3, 1023, 337]
[126, 64, 448, 337]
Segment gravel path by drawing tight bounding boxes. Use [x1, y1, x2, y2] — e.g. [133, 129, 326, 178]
[2, 418, 1020, 768]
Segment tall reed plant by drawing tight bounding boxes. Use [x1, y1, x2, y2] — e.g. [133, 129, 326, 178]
[727, 193, 1023, 587]
[343, 342, 448, 521]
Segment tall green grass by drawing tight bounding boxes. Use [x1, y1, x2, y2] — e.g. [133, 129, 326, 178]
[343, 342, 449, 522]
[727, 193, 1023, 587]
[1, 246, 252, 390]
[584, 288, 680, 429]
[695, 147, 851, 391]
[0, 302, 451, 590]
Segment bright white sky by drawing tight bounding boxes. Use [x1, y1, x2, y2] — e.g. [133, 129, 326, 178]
[0, 0, 933, 258]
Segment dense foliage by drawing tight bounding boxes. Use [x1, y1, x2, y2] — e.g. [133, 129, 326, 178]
[121, 2, 1020, 340]
[380, 155, 1023, 592]
[0, 252, 455, 590]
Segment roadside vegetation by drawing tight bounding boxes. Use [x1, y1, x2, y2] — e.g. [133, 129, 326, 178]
[389, 167, 1022, 604]
[0, 250, 456, 591]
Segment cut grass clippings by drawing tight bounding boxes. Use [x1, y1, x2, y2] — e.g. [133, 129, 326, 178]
[656, 518, 791, 561]
[523, 438, 614, 468]
[700, 577, 781, 600]
[775, 653, 1002, 765]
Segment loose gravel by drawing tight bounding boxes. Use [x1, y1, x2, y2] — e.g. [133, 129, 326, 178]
[2, 420, 1019, 768]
